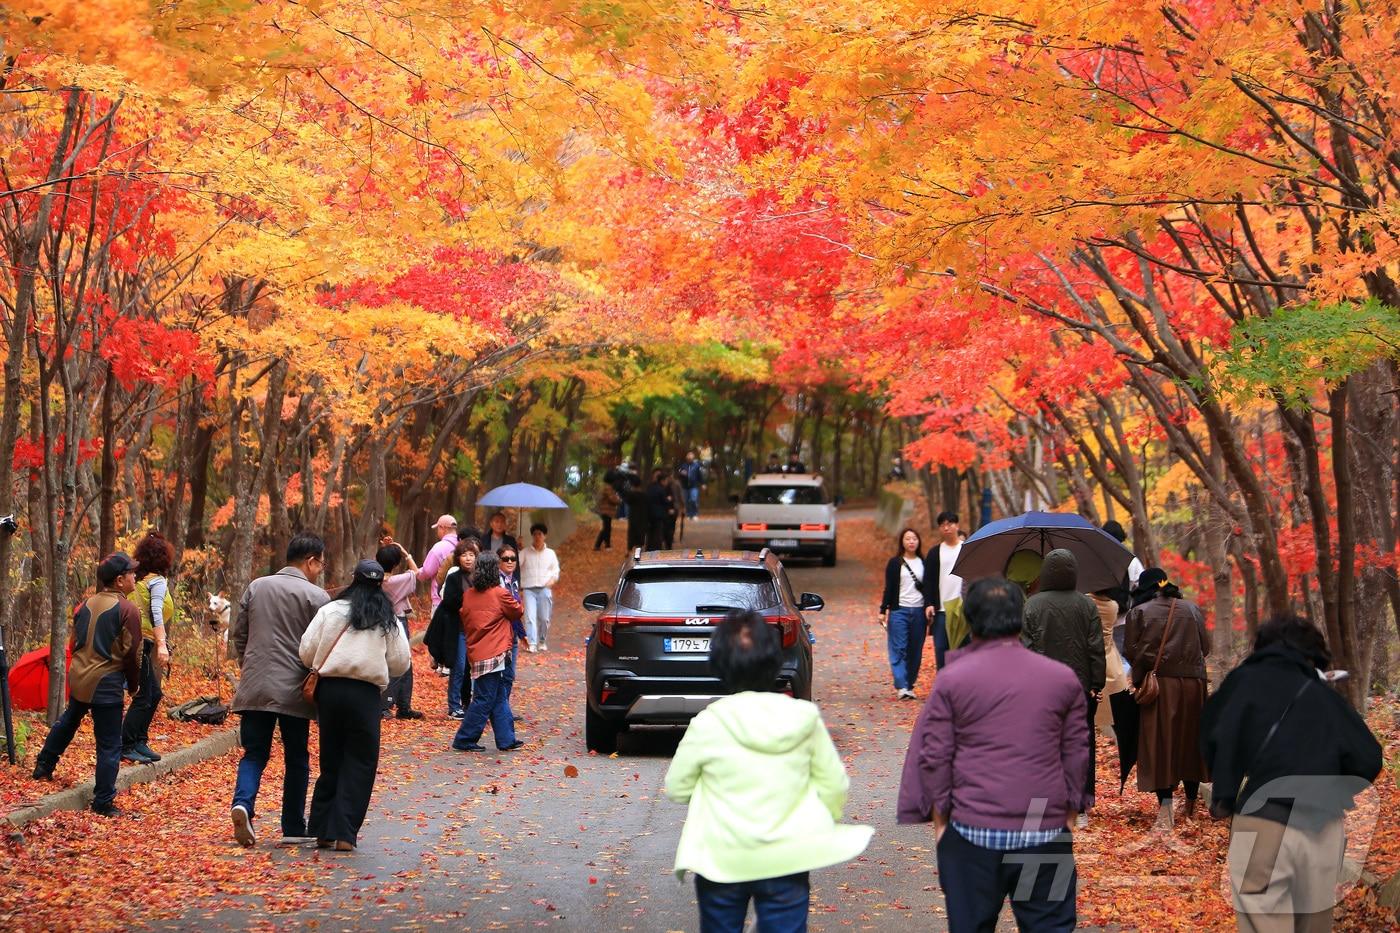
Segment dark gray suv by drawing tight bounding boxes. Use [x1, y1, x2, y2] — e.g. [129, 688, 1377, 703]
[582, 548, 820, 754]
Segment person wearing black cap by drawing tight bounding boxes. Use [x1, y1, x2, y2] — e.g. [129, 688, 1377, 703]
[32, 553, 143, 816]
[299, 559, 411, 851]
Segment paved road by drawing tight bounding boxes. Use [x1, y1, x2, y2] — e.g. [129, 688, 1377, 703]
[164, 515, 949, 931]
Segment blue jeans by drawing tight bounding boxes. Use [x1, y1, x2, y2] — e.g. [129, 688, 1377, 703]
[232, 711, 311, 836]
[886, 606, 927, 690]
[501, 641, 518, 720]
[448, 632, 468, 713]
[931, 609, 949, 670]
[453, 669, 516, 749]
[685, 486, 701, 519]
[523, 587, 553, 647]
[695, 871, 810, 933]
[36, 699, 123, 809]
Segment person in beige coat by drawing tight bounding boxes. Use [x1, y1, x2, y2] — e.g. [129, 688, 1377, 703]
[1089, 592, 1131, 731]
[299, 559, 411, 851]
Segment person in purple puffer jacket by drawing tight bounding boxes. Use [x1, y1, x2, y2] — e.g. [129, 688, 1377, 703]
[897, 576, 1088, 933]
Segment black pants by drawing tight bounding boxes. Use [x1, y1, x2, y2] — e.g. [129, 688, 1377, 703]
[594, 515, 613, 549]
[663, 514, 678, 549]
[381, 615, 414, 714]
[36, 699, 123, 809]
[936, 826, 1077, 932]
[122, 640, 163, 750]
[646, 518, 667, 551]
[1084, 692, 1098, 806]
[1157, 781, 1201, 804]
[309, 677, 382, 846]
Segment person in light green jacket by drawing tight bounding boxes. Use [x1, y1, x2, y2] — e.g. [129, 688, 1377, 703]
[665, 611, 873, 932]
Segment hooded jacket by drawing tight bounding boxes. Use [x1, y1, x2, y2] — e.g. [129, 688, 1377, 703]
[664, 692, 872, 883]
[1021, 549, 1106, 693]
[1201, 643, 1382, 829]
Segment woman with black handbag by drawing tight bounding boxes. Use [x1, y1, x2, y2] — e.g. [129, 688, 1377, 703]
[299, 560, 411, 852]
[877, 528, 935, 700]
[1123, 568, 1211, 830]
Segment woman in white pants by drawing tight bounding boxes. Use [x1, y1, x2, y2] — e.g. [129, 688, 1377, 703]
[519, 523, 560, 652]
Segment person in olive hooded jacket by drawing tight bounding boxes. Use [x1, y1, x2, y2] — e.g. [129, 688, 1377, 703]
[1022, 549, 1107, 812]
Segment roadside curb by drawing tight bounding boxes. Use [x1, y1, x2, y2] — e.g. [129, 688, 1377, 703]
[2, 726, 240, 834]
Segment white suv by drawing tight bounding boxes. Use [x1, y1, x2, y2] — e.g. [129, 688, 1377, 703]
[731, 473, 837, 566]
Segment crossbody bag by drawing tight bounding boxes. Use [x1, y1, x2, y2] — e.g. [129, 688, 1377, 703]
[301, 623, 351, 706]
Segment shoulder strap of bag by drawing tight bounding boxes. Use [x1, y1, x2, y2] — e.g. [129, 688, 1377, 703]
[1149, 599, 1177, 675]
[902, 559, 923, 587]
[1244, 676, 1314, 780]
[315, 622, 352, 674]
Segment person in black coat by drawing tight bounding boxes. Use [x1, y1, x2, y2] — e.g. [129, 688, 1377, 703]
[644, 469, 673, 551]
[623, 477, 651, 550]
[1201, 615, 1382, 931]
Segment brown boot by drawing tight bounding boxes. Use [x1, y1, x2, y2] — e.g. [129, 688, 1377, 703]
[333, 840, 355, 852]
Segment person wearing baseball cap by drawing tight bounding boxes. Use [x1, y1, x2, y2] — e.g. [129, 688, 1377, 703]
[298, 559, 411, 851]
[417, 515, 459, 611]
[32, 553, 143, 816]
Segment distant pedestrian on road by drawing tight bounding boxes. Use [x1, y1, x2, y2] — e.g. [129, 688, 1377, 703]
[32, 553, 143, 817]
[925, 511, 963, 670]
[878, 528, 934, 700]
[1100, 520, 1145, 658]
[1123, 568, 1211, 830]
[1202, 615, 1382, 933]
[666, 610, 872, 933]
[376, 542, 423, 720]
[229, 532, 330, 847]
[645, 468, 674, 551]
[764, 452, 782, 473]
[898, 576, 1087, 932]
[665, 468, 685, 548]
[783, 450, 807, 473]
[418, 514, 459, 612]
[680, 450, 706, 520]
[299, 559, 411, 851]
[594, 481, 620, 550]
[520, 523, 560, 652]
[1021, 549, 1106, 821]
[453, 553, 525, 752]
[121, 531, 176, 764]
[623, 476, 651, 551]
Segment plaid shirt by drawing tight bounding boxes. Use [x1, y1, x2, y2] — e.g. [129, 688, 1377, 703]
[951, 821, 1066, 851]
[468, 649, 509, 681]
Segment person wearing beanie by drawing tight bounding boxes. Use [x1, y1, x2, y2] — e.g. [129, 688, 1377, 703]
[32, 553, 143, 817]
[299, 559, 411, 851]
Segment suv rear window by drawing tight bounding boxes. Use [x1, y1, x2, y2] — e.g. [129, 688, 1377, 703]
[742, 484, 826, 505]
[617, 568, 780, 613]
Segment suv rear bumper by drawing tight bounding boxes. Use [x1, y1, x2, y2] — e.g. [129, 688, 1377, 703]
[589, 669, 804, 723]
[731, 535, 834, 555]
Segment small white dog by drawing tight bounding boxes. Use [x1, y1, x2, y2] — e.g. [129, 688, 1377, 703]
[207, 593, 231, 650]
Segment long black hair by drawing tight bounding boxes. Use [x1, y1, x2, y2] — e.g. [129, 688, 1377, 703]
[336, 577, 396, 632]
[471, 551, 501, 591]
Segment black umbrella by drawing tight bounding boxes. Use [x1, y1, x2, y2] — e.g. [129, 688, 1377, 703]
[1109, 690, 1141, 792]
[951, 511, 1134, 593]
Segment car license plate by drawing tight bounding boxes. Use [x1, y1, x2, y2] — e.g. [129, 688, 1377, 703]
[663, 637, 710, 653]
[769, 538, 799, 548]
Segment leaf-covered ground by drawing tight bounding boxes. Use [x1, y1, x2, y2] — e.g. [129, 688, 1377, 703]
[2, 517, 1396, 931]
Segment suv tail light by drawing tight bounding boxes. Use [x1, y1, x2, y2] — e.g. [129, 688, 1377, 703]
[740, 522, 767, 532]
[772, 615, 799, 648]
[598, 615, 626, 648]
[799, 523, 829, 532]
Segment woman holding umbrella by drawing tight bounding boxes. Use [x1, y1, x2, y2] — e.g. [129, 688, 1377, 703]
[1123, 569, 1211, 830]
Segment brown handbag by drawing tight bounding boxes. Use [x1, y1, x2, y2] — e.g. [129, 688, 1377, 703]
[301, 623, 350, 705]
[1134, 599, 1177, 707]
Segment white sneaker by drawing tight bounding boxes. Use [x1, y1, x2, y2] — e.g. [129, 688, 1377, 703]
[526, 644, 537, 653]
[539, 643, 549, 652]
[1075, 813, 1088, 830]
[232, 804, 256, 848]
